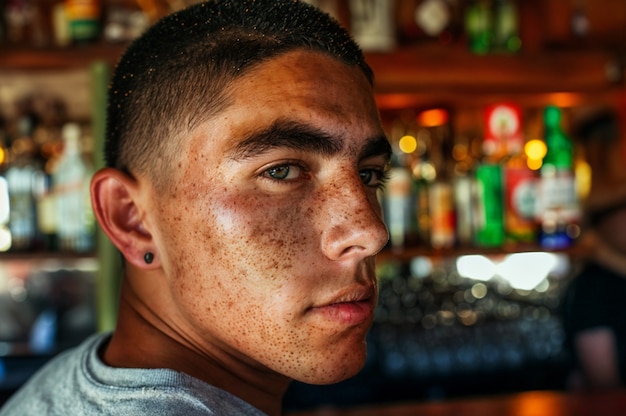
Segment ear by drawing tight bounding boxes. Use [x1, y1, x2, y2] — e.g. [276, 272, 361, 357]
[90, 168, 160, 269]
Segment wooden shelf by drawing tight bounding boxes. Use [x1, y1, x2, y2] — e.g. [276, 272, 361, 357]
[367, 45, 622, 93]
[0, 42, 127, 70]
[3, 42, 623, 94]
[366, 45, 625, 109]
[0, 250, 97, 264]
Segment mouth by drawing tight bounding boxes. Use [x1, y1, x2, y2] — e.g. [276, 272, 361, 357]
[308, 286, 376, 327]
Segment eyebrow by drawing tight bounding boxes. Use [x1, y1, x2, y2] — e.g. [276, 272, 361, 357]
[358, 134, 393, 162]
[228, 119, 391, 162]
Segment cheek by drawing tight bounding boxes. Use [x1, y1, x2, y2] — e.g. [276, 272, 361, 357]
[166, 192, 320, 353]
[213, 193, 316, 276]
[159, 188, 319, 312]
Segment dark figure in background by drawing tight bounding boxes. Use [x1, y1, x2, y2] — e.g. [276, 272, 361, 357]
[0, 1, 390, 415]
[562, 110, 626, 390]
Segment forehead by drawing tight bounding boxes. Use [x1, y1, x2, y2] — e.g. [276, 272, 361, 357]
[190, 50, 382, 158]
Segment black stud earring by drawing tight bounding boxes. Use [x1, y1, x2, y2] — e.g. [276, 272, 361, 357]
[144, 252, 154, 264]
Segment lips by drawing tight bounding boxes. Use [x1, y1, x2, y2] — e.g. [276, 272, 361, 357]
[309, 285, 377, 327]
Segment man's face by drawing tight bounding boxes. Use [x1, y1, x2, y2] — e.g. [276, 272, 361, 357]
[147, 50, 390, 384]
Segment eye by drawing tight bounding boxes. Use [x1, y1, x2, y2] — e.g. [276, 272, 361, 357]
[262, 163, 306, 181]
[360, 168, 389, 188]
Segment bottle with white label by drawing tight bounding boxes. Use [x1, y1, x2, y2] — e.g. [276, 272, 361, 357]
[349, 0, 396, 52]
[53, 123, 95, 252]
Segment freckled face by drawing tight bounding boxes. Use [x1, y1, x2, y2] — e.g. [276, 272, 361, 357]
[149, 50, 390, 384]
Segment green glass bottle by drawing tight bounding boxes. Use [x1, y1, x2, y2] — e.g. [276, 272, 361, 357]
[474, 163, 505, 247]
[465, 0, 493, 54]
[493, 0, 521, 53]
[538, 106, 580, 249]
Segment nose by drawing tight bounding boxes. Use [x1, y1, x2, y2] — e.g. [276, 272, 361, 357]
[319, 174, 389, 261]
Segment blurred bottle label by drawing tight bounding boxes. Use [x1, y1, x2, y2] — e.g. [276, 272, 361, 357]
[474, 163, 504, 247]
[65, 0, 101, 42]
[504, 165, 537, 242]
[415, 0, 450, 38]
[484, 103, 522, 159]
[384, 166, 414, 248]
[454, 175, 474, 246]
[429, 181, 455, 249]
[538, 169, 579, 222]
[349, 0, 396, 52]
[414, 178, 431, 245]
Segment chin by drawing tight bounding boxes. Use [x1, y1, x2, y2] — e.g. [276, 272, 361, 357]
[298, 344, 368, 385]
[309, 363, 366, 385]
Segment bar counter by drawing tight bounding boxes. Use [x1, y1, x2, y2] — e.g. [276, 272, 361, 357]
[290, 389, 626, 416]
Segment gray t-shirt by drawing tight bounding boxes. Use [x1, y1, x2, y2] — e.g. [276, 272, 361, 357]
[0, 333, 267, 415]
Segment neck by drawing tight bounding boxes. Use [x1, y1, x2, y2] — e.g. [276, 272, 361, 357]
[103, 276, 291, 416]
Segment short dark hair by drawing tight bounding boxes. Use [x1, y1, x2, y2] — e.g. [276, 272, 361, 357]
[105, 0, 373, 189]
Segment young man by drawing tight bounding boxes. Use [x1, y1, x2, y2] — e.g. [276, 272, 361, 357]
[0, 0, 391, 415]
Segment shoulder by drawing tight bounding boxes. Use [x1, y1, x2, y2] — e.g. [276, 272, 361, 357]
[0, 333, 107, 415]
[0, 333, 266, 416]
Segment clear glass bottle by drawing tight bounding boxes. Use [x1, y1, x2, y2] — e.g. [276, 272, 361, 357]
[53, 123, 95, 252]
[6, 116, 40, 251]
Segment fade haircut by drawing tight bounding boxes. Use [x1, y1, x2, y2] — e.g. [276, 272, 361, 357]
[105, 0, 373, 190]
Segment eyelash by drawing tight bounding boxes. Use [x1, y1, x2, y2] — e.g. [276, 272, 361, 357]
[364, 168, 391, 189]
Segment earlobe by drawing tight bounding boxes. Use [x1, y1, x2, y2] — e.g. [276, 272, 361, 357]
[90, 168, 160, 269]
